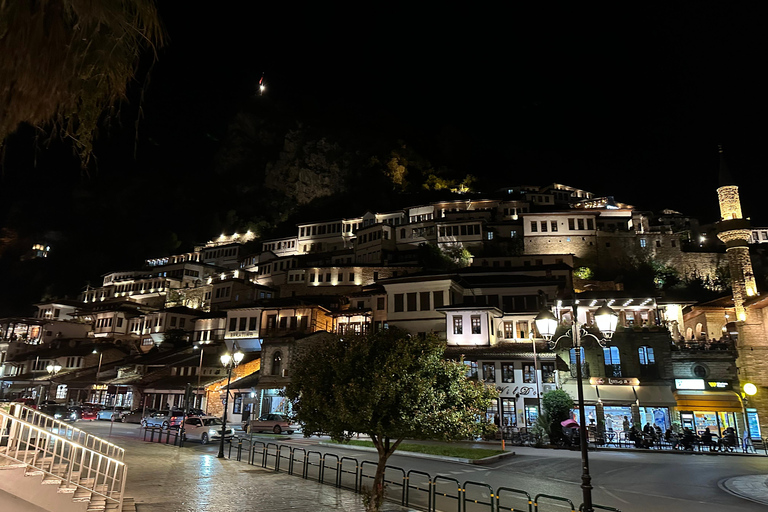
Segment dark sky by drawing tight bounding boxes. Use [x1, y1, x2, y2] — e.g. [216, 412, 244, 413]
[142, 2, 767, 220]
[2, 2, 768, 313]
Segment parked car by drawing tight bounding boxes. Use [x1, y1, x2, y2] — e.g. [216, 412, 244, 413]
[141, 410, 174, 429]
[39, 404, 73, 421]
[182, 416, 236, 444]
[121, 408, 156, 424]
[96, 406, 129, 421]
[168, 409, 197, 429]
[68, 406, 98, 421]
[248, 413, 300, 434]
[12, 398, 37, 409]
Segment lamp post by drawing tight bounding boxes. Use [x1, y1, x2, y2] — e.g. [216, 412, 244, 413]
[93, 348, 104, 404]
[46, 364, 62, 402]
[535, 302, 617, 512]
[218, 345, 244, 459]
[193, 343, 206, 410]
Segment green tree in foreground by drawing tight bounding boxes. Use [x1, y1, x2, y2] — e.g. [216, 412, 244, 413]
[285, 330, 497, 511]
[542, 389, 574, 445]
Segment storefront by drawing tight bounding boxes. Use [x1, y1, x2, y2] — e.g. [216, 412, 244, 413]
[674, 379, 745, 437]
[563, 379, 676, 433]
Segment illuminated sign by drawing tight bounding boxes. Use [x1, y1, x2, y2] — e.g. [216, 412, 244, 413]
[590, 377, 640, 386]
[706, 381, 731, 390]
[675, 379, 705, 390]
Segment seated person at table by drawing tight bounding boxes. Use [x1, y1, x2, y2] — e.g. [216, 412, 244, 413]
[700, 427, 716, 450]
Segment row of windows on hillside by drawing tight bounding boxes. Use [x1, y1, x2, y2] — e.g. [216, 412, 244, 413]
[393, 291, 446, 312]
[205, 247, 238, 260]
[438, 224, 482, 237]
[530, 218, 595, 233]
[464, 361, 556, 383]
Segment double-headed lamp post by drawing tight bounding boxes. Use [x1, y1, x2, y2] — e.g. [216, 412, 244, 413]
[535, 302, 618, 512]
[218, 346, 244, 459]
[46, 364, 62, 401]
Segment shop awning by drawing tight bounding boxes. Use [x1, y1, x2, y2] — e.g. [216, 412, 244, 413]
[634, 386, 677, 407]
[674, 390, 743, 412]
[596, 385, 637, 404]
[561, 383, 599, 403]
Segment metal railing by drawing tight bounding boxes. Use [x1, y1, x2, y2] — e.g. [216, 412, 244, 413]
[234, 440, 620, 512]
[0, 405, 127, 510]
[8, 404, 125, 460]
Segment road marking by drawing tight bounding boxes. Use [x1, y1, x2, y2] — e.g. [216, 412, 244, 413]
[598, 485, 630, 504]
[549, 477, 579, 485]
[618, 488, 709, 504]
[496, 457, 549, 468]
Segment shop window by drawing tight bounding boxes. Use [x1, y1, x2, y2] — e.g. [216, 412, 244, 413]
[482, 363, 496, 382]
[501, 363, 515, 383]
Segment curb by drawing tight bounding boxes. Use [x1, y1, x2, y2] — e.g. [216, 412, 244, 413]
[318, 442, 515, 464]
[719, 475, 768, 506]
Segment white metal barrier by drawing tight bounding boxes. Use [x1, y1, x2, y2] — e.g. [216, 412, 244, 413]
[9, 404, 125, 460]
[0, 405, 127, 510]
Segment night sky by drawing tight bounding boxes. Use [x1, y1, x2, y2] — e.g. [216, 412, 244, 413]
[1, 3, 768, 313]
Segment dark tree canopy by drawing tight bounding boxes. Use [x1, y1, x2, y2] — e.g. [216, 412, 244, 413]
[0, 0, 164, 169]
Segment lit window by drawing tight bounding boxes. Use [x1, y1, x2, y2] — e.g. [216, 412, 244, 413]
[453, 316, 463, 335]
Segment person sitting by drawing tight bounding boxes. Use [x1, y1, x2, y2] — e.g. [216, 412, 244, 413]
[721, 427, 737, 452]
[681, 427, 697, 451]
[700, 427, 716, 451]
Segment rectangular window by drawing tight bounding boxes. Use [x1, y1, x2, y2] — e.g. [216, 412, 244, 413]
[501, 363, 515, 383]
[349, 273, 355, 282]
[568, 218, 575, 230]
[179, 318, 186, 328]
[518, 320, 529, 338]
[453, 316, 463, 335]
[523, 363, 536, 383]
[471, 315, 481, 334]
[406, 292, 417, 311]
[229, 318, 237, 331]
[433, 291, 444, 308]
[587, 218, 594, 230]
[540, 221, 547, 232]
[170, 316, 177, 327]
[503, 322, 515, 338]
[394, 294, 404, 312]
[577, 218, 585, 230]
[464, 360, 478, 379]
[377, 297, 385, 310]
[551, 221, 558, 232]
[542, 363, 556, 383]
[239, 317, 247, 331]
[483, 363, 496, 383]
[640, 239, 647, 248]
[530, 221, 538, 233]
[420, 291, 431, 311]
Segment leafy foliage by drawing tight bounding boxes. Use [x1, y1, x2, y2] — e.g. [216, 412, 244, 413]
[286, 330, 496, 510]
[541, 389, 574, 445]
[0, 0, 164, 170]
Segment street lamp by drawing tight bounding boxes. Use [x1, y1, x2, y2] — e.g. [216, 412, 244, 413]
[217, 345, 244, 458]
[93, 348, 104, 405]
[535, 302, 617, 512]
[46, 364, 62, 402]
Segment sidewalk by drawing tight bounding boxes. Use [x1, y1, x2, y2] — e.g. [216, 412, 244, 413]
[119, 436, 414, 512]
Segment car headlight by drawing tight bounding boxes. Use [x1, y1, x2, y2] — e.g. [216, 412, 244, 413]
[208, 428, 219, 436]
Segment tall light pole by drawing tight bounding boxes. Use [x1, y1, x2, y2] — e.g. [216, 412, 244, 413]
[194, 343, 206, 410]
[218, 345, 244, 459]
[45, 364, 62, 402]
[535, 302, 617, 512]
[92, 347, 104, 404]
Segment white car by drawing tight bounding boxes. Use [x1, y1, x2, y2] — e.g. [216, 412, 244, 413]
[182, 416, 236, 444]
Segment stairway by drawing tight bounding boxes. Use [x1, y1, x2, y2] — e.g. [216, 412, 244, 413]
[0, 405, 134, 512]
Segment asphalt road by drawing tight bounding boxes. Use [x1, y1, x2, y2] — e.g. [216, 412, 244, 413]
[78, 420, 767, 512]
